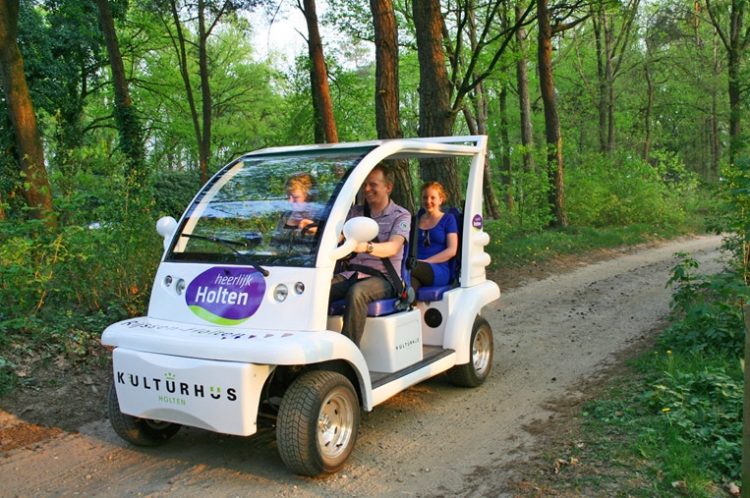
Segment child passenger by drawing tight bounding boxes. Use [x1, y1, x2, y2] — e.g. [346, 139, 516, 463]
[283, 173, 316, 231]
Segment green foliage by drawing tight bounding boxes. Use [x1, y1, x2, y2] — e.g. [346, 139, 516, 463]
[0, 355, 16, 397]
[153, 169, 201, 217]
[0, 216, 160, 323]
[496, 165, 553, 234]
[565, 152, 695, 228]
[574, 350, 742, 495]
[484, 222, 684, 269]
[643, 360, 743, 479]
[661, 255, 748, 355]
[0, 149, 162, 344]
[710, 157, 750, 283]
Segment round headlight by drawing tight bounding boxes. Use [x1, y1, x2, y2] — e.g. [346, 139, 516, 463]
[175, 278, 186, 295]
[273, 284, 289, 302]
[294, 282, 305, 294]
[164, 275, 173, 287]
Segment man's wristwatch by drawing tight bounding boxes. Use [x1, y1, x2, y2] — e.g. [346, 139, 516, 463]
[366, 241, 374, 254]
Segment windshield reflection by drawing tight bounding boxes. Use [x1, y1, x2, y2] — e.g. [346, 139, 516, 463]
[167, 149, 369, 266]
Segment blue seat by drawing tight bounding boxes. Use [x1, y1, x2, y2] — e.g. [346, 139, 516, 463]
[328, 296, 400, 317]
[415, 285, 451, 302]
[328, 241, 412, 317]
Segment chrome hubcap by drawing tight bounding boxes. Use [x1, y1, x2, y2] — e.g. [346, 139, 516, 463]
[472, 326, 492, 377]
[317, 388, 354, 460]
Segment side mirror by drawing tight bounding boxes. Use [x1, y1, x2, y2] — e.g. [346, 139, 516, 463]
[330, 217, 379, 261]
[156, 216, 177, 251]
[343, 216, 379, 242]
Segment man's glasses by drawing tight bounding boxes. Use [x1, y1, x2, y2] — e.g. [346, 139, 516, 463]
[422, 229, 431, 247]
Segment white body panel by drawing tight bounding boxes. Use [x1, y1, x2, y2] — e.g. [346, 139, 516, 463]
[371, 352, 457, 406]
[112, 348, 271, 436]
[443, 281, 501, 364]
[149, 264, 333, 331]
[360, 309, 422, 373]
[102, 317, 375, 409]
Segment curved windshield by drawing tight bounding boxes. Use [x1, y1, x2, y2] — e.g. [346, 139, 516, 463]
[167, 148, 371, 266]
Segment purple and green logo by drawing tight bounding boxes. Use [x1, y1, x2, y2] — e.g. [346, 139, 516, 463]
[185, 267, 266, 325]
[472, 214, 483, 229]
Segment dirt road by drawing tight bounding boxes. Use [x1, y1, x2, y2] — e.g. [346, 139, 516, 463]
[0, 235, 724, 497]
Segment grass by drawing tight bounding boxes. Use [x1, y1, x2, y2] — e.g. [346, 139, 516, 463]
[484, 221, 700, 270]
[516, 341, 742, 497]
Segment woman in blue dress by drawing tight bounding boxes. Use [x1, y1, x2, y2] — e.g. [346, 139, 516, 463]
[411, 181, 458, 293]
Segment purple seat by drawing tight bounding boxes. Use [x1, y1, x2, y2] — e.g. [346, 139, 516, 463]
[328, 241, 411, 318]
[415, 285, 451, 302]
[328, 297, 399, 317]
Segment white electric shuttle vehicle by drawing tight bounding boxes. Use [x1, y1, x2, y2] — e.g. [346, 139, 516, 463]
[102, 135, 500, 476]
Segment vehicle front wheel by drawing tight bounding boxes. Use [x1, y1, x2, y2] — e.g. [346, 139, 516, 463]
[107, 382, 181, 446]
[276, 370, 360, 476]
[447, 316, 494, 387]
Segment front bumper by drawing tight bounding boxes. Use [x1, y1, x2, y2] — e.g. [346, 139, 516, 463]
[112, 348, 272, 436]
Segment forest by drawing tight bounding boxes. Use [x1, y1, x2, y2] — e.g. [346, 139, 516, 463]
[0, 0, 749, 494]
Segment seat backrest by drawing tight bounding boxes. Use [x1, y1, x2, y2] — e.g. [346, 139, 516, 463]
[445, 207, 463, 284]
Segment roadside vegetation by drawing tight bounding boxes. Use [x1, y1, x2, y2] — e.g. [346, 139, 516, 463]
[512, 159, 749, 497]
[0, 142, 713, 398]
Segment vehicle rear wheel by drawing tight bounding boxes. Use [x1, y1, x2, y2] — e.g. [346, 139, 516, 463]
[447, 316, 493, 387]
[276, 370, 360, 476]
[107, 382, 181, 446]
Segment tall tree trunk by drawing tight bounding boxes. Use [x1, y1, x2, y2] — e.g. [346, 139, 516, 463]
[642, 59, 653, 161]
[710, 34, 721, 180]
[165, 0, 237, 184]
[727, 48, 741, 165]
[605, 43, 615, 152]
[94, 0, 145, 184]
[197, 0, 212, 183]
[593, 0, 639, 155]
[370, 0, 413, 211]
[499, 83, 513, 211]
[166, 0, 203, 181]
[463, 82, 501, 218]
[710, 91, 720, 181]
[537, 0, 567, 227]
[593, 5, 608, 153]
[412, 0, 461, 204]
[515, 4, 535, 172]
[0, 0, 54, 221]
[468, 3, 500, 218]
[705, 0, 747, 165]
[593, 7, 615, 154]
[301, 0, 338, 144]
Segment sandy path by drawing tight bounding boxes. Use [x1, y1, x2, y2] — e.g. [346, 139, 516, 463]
[0, 235, 724, 497]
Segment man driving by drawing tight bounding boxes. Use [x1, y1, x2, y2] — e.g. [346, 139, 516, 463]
[329, 164, 411, 346]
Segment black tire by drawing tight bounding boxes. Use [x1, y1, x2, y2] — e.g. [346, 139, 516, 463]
[276, 371, 360, 476]
[447, 316, 494, 387]
[107, 382, 181, 446]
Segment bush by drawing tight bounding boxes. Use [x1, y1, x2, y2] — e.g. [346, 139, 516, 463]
[661, 255, 748, 355]
[566, 152, 696, 228]
[153, 169, 201, 218]
[0, 157, 164, 340]
[644, 364, 742, 479]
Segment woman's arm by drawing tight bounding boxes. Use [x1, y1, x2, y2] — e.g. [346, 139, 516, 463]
[420, 232, 457, 263]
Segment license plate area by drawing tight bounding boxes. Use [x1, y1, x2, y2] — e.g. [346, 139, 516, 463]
[112, 348, 270, 436]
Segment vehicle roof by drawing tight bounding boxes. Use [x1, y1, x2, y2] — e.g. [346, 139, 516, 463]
[243, 135, 486, 160]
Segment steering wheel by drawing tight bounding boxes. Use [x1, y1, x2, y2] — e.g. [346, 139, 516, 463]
[300, 222, 319, 236]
